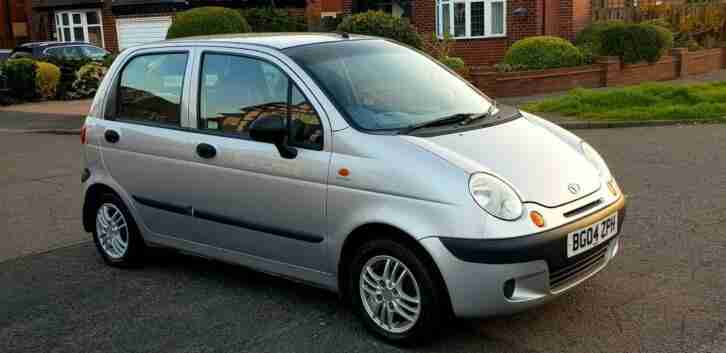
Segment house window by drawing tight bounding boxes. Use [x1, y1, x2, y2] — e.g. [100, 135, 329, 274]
[436, 0, 506, 39]
[55, 10, 105, 48]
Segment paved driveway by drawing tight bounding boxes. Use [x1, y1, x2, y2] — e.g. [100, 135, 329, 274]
[0, 125, 725, 353]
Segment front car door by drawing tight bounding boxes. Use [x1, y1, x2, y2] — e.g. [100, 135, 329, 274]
[179, 47, 332, 273]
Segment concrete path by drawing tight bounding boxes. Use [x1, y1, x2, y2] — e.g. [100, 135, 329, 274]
[0, 99, 92, 116]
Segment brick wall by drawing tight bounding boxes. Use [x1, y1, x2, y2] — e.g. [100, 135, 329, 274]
[558, 0, 574, 41]
[572, 0, 590, 34]
[101, 2, 118, 52]
[411, 0, 544, 66]
[470, 48, 726, 97]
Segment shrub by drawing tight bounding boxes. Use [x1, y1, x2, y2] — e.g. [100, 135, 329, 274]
[242, 7, 306, 32]
[425, 33, 468, 72]
[494, 63, 528, 72]
[42, 56, 92, 99]
[35, 62, 61, 100]
[102, 53, 118, 68]
[71, 62, 108, 99]
[166, 7, 251, 39]
[503, 36, 584, 70]
[336, 11, 423, 49]
[601, 23, 671, 64]
[574, 20, 625, 56]
[3, 58, 37, 100]
[318, 16, 344, 32]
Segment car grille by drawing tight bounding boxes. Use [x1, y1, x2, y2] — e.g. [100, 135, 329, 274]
[549, 242, 609, 291]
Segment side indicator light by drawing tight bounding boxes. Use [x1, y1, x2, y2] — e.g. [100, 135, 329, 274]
[607, 181, 619, 197]
[530, 211, 545, 228]
[338, 168, 350, 177]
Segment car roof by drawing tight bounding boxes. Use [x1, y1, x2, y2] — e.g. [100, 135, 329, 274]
[18, 41, 96, 49]
[163, 32, 374, 50]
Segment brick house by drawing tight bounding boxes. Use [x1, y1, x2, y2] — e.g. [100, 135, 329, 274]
[325, 0, 592, 66]
[30, 0, 319, 53]
[1, 0, 33, 48]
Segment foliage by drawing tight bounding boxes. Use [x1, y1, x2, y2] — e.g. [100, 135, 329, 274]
[640, 3, 726, 49]
[41, 56, 92, 99]
[336, 11, 423, 49]
[241, 7, 306, 32]
[318, 16, 344, 32]
[503, 36, 584, 70]
[424, 33, 468, 73]
[600, 23, 671, 64]
[102, 53, 118, 68]
[35, 62, 61, 100]
[71, 62, 108, 99]
[2, 58, 37, 100]
[166, 7, 251, 39]
[522, 82, 726, 121]
[574, 21, 625, 56]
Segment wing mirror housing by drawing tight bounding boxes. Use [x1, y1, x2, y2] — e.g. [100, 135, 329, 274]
[249, 115, 297, 159]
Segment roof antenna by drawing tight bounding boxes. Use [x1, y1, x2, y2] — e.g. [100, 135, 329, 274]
[337, 31, 350, 39]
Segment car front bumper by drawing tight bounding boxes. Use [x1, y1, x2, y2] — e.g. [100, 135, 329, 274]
[420, 195, 626, 318]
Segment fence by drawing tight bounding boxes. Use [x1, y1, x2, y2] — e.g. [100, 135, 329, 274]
[592, 0, 726, 23]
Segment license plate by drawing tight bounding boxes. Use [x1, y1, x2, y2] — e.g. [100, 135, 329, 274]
[566, 213, 618, 258]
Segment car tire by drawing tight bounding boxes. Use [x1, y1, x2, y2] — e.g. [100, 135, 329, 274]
[349, 238, 447, 345]
[91, 193, 145, 267]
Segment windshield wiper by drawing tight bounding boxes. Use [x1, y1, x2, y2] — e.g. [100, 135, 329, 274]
[461, 102, 498, 126]
[399, 113, 476, 134]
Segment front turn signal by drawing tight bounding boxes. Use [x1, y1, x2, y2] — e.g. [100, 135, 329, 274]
[530, 211, 545, 228]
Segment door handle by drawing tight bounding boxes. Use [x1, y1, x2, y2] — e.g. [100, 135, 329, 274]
[196, 143, 217, 159]
[104, 129, 120, 143]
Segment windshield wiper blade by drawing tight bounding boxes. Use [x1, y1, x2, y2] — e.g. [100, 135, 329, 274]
[400, 113, 475, 134]
[461, 102, 498, 125]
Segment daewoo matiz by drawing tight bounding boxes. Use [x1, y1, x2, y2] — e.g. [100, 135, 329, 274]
[81, 33, 626, 344]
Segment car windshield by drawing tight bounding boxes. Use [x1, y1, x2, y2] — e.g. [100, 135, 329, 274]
[284, 40, 493, 131]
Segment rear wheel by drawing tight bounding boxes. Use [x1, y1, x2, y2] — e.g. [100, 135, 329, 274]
[349, 238, 447, 345]
[91, 193, 145, 267]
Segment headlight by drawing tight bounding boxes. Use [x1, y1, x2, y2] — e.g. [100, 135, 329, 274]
[581, 142, 612, 182]
[469, 173, 523, 221]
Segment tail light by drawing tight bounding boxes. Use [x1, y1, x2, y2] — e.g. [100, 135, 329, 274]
[80, 125, 87, 145]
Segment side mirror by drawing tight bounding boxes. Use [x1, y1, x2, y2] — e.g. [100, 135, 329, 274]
[249, 115, 297, 159]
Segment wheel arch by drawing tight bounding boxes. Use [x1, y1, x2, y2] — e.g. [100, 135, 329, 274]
[337, 222, 453, 315]
[83, 183, 121, 232]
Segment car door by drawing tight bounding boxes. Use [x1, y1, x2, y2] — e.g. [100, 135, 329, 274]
[180, 48, 332, 272]
[98, 48, 202, 242]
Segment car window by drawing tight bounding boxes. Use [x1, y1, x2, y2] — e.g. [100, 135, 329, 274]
[82, 46, 108, 60]
[44, 47, 64, 59]
[117, 53, 188, 126]
[198, 53, 322, 148]
[63, 47, 84, 60]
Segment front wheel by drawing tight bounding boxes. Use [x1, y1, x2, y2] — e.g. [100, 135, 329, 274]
[349, 239, 448, 345]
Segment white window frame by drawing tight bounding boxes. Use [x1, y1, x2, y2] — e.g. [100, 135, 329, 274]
[436, 0, 507, 40]
[55, 9, 105, 48]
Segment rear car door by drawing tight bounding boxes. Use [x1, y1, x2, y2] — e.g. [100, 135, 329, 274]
[99, 48, 201, 242]
[179, 48, 332, 271]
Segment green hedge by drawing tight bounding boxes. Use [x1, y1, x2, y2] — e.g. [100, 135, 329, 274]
[3, 59, 37, 100]
[601, 23, 672, 64]
[242, 7, 306, 32]
[574, 20, 625, 56]
[503, 36, 584, 70]
[336, 11, 423, 49]
[167, 7, 251, 39]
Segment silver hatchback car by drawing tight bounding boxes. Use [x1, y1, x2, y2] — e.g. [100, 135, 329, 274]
[82, 33, 626, 344]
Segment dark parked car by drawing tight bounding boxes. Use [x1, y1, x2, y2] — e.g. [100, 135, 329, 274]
[7, 41, 109, 61]
[0, 49, 10, 62]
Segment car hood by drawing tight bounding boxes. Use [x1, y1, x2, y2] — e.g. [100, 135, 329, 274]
[401, 116, 600, 207]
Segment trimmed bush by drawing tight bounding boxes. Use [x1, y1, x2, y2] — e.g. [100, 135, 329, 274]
[574, 20, 625, 56]
[242, 7, 306, 32]
[71, 62, 108, 99]
[601, 23, 670, 64]
[3, 58, 37, 100]
[35, 62, 61, 100]
[166, 7, 251, 39]
[336, 11, 423, 49]
[42, 57, 92, 99]
[503, 36, 584, 70]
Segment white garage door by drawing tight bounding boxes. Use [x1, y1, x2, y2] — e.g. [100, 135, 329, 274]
[116, 16, 172, 51]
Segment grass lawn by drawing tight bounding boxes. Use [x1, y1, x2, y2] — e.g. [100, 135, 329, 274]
[522, 82, 726, 121]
